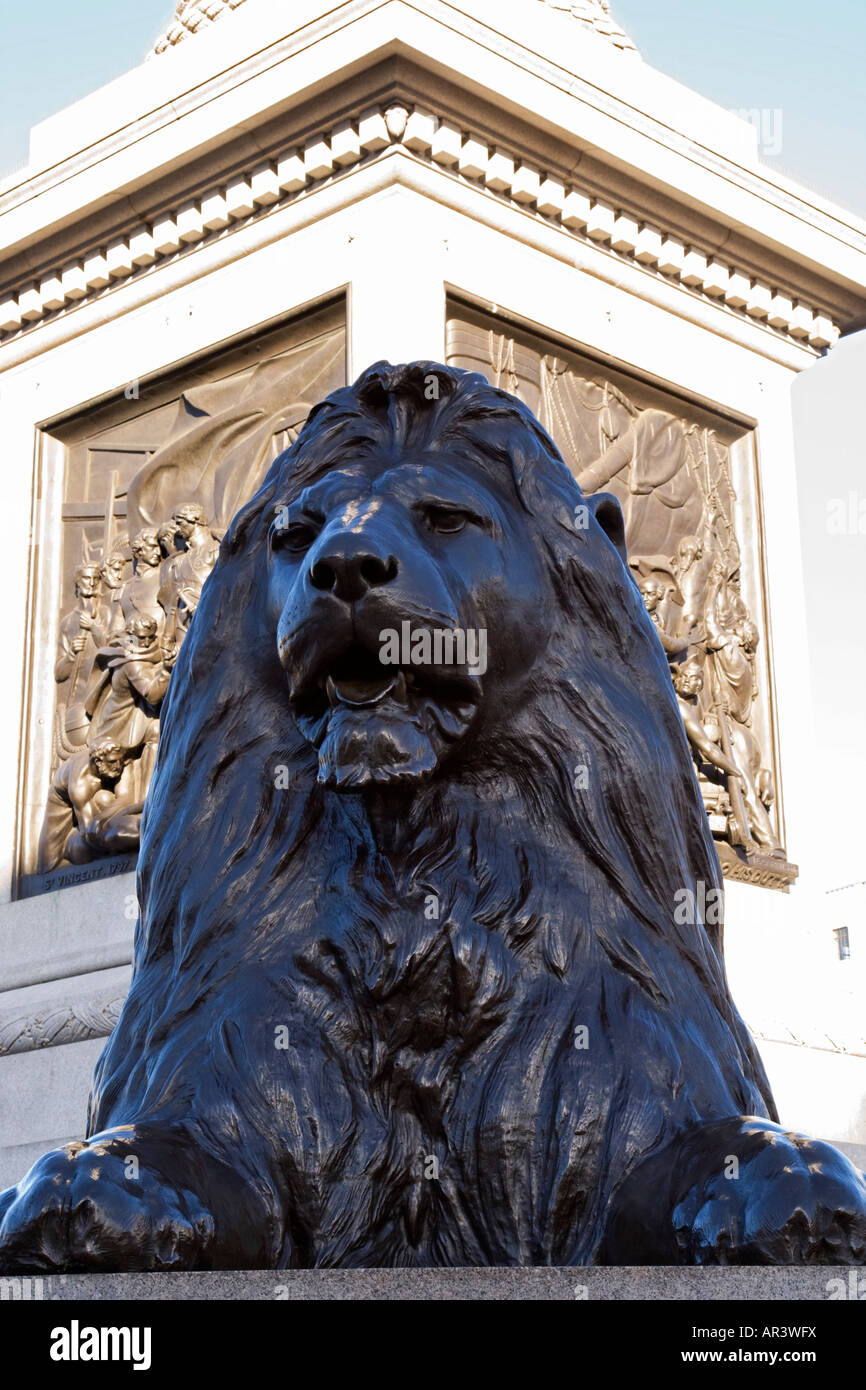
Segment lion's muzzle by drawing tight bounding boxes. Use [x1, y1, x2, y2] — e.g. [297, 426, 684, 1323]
[275, 514, 482, 789]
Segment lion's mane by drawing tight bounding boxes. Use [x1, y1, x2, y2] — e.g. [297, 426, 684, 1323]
[88, 363, 774, 1266]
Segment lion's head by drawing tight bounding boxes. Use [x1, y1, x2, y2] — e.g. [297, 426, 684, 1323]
[90, 362, 771, 1166]
[264, 367, 617, 791]
[215, 361, 721, 953]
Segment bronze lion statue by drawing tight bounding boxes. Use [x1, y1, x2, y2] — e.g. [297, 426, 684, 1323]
[1, 362, 864, 1270]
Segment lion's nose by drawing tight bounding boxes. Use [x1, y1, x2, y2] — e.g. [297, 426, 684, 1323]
[309, 536, 398, 602]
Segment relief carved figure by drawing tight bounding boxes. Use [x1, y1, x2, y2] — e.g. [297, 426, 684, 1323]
[671, 659, 744, 785]
[2, 363, 862, 1271]
[54, 564, 114, 758]
[55, 565, 112, 688]
[39, 609, 176, 874]
[99, 550, 129, 641]
[702, 560, 782, 856]
[85, 615, 176, 798]
[37, 737, 131, 872]
[157, 519, 182, 563]
[119, 529, 165, 631]
[631, 560, 688, 658]
[674, 503, 719, 640]
[157, 504, 220, 644]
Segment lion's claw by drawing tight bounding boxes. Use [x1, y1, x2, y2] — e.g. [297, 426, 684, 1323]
[0, 1133, 214, 1273]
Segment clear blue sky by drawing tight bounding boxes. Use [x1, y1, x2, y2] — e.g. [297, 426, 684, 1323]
[1, 0, 864, 886]
[0, 1, 169, 174]
[2, 0, 865, 216]
[616, 0, 866, 218]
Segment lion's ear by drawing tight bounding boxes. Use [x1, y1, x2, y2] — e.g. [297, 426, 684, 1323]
[587, 492, 628, 564]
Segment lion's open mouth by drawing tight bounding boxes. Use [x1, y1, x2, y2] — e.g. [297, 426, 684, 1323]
[294, 642, 480, 724]
[288, 640, 482, 786]
[325, 645, 401, 708]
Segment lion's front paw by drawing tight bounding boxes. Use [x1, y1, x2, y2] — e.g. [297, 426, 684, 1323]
[0, 1130, 214, 1272]
[674, 1120, 866, 1265]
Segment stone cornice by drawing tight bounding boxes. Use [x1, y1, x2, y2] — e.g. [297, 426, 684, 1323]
[0, 2, 862, 350]
[0, 101, 841, 358]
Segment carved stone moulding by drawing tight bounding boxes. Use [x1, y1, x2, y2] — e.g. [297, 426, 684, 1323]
[0, 102, 840, 355]
[0, 966, 130, 1057]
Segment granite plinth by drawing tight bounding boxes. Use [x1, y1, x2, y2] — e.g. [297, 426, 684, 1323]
[8, 1267, 862, 1301]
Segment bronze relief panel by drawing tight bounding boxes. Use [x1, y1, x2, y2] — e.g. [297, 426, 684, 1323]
[20, 303, 346, 894]
[447, 307, 794, 890]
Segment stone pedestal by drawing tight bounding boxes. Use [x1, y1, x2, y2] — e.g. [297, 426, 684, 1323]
[11, 1267, 859, 1302]
[0, 875, 133, 1188]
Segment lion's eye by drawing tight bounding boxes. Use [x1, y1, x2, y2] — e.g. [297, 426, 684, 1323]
[423, 506, 472, 535]
[271, 518, 322, 554]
